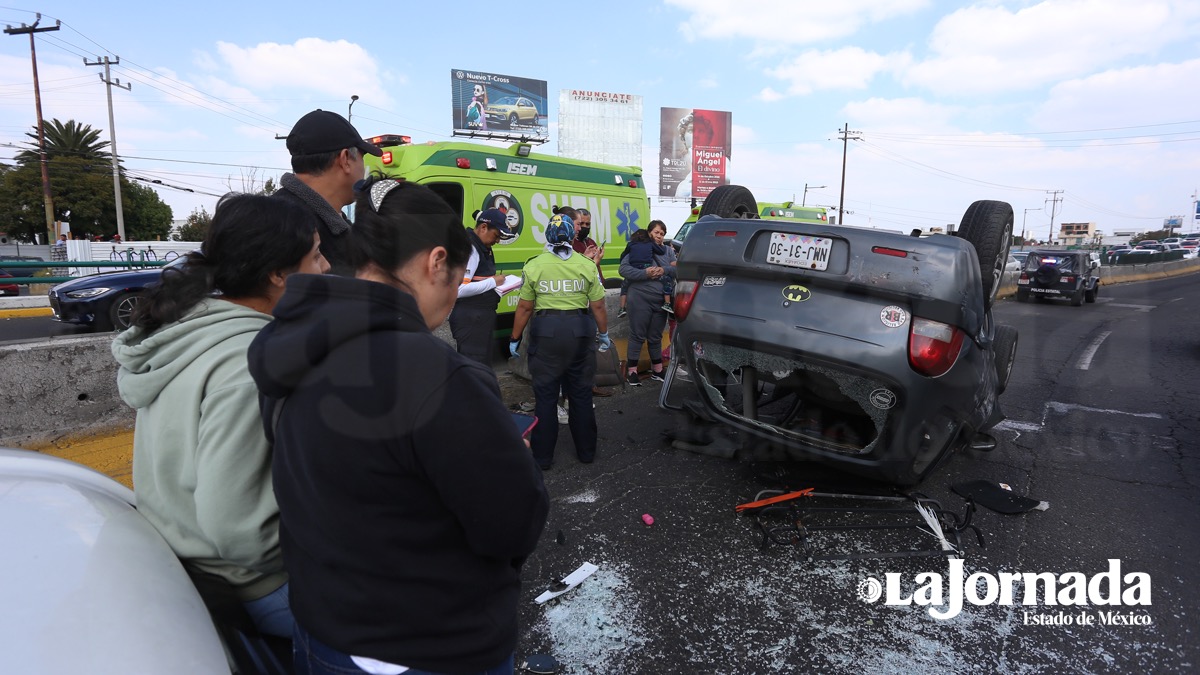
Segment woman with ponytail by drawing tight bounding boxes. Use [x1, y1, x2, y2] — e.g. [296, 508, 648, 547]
[112, 193, 329, 637]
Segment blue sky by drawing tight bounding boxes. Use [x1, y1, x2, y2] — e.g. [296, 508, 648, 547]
[2, 1, 1198, 240]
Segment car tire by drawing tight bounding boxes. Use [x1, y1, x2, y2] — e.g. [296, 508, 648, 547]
[1084, 284, 1097, 303]
[992, 324, 1018, 394]
[957, 200, 1013, 309]
[508, 113, 519, 128]
[1016, 289, 1029, 303]
[109, 292, 144, 331]
[698, 185, 759, 219]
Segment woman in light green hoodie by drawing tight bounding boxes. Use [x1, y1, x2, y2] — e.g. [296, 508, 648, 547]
[112, 193, 329, 637]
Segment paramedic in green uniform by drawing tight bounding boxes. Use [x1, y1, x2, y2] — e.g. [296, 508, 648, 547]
[509, 213, 611, 470]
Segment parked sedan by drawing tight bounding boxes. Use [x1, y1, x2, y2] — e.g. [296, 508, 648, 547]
[48, 257, 182, 331]
[0, 269, 18, 296]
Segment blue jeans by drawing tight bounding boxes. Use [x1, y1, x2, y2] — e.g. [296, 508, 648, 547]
[243, 581, 295, 638]
[293, 621, 514, 675]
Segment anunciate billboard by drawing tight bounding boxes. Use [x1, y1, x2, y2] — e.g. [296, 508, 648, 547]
[558, 89, 643, 168]
[451, 69, 548, 142]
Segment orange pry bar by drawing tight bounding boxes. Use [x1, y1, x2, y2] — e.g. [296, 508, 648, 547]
[734, 488, 815, 512]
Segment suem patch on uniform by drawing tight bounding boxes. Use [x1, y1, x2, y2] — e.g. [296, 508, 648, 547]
[880, 305, 908, 328]
[781, 285, 811, 302]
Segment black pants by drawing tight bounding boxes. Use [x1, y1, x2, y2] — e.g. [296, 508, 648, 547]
[528, 313, 597, 467]
[449, 304, 497, 367]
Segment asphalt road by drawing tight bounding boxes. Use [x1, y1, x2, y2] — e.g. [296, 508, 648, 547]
[513, 273, 1199, 674]
[0, 315, 94, 342]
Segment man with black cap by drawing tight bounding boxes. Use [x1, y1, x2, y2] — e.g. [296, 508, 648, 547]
[449, 208, 518, 366]
[276, 110, 382, 276]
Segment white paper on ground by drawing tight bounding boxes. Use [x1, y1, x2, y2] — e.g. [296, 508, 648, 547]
[534, 561, 599, 604]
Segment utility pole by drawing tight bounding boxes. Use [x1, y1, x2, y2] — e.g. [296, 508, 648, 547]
[349, 95, 359, 123]
[1021, 207, 1040, 250]
[86, 56, 131, 241]
[837, 123, 861, 225]
[5, 14, 61, 245]
[1045, 190, 1063, 245]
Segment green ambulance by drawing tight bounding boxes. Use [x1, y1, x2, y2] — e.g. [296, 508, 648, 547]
[362, 134, 651, 315]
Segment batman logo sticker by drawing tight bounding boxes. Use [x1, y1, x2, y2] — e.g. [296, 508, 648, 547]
[782, 285, 811, 302]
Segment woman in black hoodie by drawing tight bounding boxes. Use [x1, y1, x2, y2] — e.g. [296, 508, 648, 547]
[248, 177, 548, 675]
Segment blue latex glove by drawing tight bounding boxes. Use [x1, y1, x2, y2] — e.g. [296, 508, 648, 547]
[597, 332, 612, 352]
[509, 339, 521, 358]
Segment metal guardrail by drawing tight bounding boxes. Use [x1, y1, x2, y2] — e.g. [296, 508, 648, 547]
[1, 259, 167, 286]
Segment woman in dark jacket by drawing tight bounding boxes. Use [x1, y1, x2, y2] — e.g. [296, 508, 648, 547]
[618, 219, 677, 385]
[248, 177, 548, 675]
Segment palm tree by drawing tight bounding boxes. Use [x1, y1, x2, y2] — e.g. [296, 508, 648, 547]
[15, 119, 111, 164]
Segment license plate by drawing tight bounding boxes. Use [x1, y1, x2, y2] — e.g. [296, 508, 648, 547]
[767, 232, 832, 271]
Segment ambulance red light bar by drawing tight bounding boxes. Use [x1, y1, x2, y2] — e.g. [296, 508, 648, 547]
[456, 158, 471, 169]
[381, 151, 393, 165]
[369, 134, 410, 147]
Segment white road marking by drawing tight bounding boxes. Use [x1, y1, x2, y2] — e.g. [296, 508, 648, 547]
[1075, 331, 1112, 370]
[994, 420, 1043, 432]
[1045, 401, 1163, 419]
[1105, 303, 1156, 312]
[993, 401, 1163, 439]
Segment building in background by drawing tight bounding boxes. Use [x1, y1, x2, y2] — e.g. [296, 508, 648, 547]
[558, 90, 642, 168]
[1059, 222, 1098, 246]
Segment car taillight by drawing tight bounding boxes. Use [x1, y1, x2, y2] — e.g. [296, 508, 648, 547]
[674, 280, 699, 322]
[1061, 275, 1074, 283]
[1019, 272, 1029, 281]
[908, 317, 964, 377]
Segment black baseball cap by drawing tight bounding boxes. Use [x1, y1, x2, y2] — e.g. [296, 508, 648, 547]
[477, 208, 517, 240]
[285, 110, 382, 157]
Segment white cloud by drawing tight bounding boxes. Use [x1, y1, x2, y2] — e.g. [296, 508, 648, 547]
[765, 47, 902, 96]
[213, 38, 396, 106]
[905, 0, 1200, 95]
[842, 97, 961, 131]
[698, 77, 718, 88]
[758, 87, 785, 102]
[1034, 58, 1200, 132]
[666, 0, 930, 43]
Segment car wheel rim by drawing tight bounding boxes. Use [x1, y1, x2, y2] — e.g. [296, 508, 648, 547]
[987, 222, 1012, 305]
[115, 296, 141, 329]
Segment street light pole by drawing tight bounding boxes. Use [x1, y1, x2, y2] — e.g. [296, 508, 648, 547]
[1021, 208, 1039, 250]
[802, 183, 826, 207]
[348, 95, 359, 123]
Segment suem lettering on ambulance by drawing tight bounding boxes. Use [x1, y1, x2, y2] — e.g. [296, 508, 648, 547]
[362, 135, 651, 317]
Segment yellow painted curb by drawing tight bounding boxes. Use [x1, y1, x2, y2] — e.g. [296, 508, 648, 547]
[0, 307, 53, 319]
[26, 429, 134, 489]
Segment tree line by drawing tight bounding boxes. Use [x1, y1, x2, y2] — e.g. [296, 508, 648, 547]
[0, 119, 173, 243]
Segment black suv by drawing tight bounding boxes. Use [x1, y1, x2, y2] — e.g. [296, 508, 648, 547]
[1015, 250, 1100, 305]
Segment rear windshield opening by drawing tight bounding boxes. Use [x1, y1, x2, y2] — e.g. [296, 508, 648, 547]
[692, 343, 887, 455]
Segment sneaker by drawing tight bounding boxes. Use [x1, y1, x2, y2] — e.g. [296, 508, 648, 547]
[625, 370, 641, 386]
[617, 307, 627, 318]
[557, 404, 569, 425]
[662, 302, 674, 314]
[649, 370, 665, 382]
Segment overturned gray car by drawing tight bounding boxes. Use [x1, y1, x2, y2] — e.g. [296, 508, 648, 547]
[660, 185, 1018, 485]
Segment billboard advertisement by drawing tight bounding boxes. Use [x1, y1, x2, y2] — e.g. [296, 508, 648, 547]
[659, 107, 732, 199]
[558, 89, 643, 168]
[451, 69, 548, 142]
